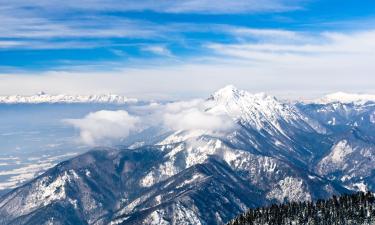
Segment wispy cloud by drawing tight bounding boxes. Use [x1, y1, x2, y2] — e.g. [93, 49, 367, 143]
[1, 28, 374, 98]
[0, 40, 25, 48]
[228, 28, 309, 43]
[0, 13, 161, 40]
[4, 0, 302, 14]
[141, 45, 173, 57]
[207, 29, 375, 60]
[0, 0, 304, 51]
[1, 1, 374, 98]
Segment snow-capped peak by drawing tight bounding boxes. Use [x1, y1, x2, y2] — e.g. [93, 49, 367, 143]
[210, 85, 275, 105]
[316, 92, 375, 104]
[211, 85, 242, 100]
[0, 93, 138, 104]
[207, 85, 323, 133]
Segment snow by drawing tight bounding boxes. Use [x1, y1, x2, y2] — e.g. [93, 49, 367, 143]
[328, 117, 336, 125]
[117, 191, 157, 216]
[267, 177, 311, 203]
[154, 86, 326, 178]
[172, 202, 202, 225]
[13, 170, 77, 215]
[0, 161, 54, 190]
[317, 140, 354, 174]
[147, 210, 170, 225]
[176, 173, 205, 189]
[85, 169, 91, 177]
[142, 138, 231, 187]
[352, 182, 368, 192]
[370, 112, 375, 124]
[308, 175, 317, 180]
[141, 203, 202, 225]
[207, 85, 325, 134]
[0, 93, 137, 104]
[317, 92, 375, 104]
[330, 140, 353, 163]
[340, 175, 353, 182]
[4, 85, 373, 224]
[141, 84, 329, 195]
[317, 138, 375, 192]
[140, 171, 158, 187]
[154, 195, 162, 205]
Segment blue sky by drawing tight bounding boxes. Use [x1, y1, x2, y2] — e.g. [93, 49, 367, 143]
[0, 0, 375, 99]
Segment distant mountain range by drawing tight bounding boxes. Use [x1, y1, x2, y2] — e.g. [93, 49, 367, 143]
[0, 86, 375, 225]
[0, 90, 375, 105]
[0, 92, 137, 104]
[315, 92, 375, 104]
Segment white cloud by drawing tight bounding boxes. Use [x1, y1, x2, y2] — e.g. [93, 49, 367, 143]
[146, 98, 236, 133]
[0, 40, 25, 48]
[63, 99, 236, 146]
[0, 13, 160, 40]
[208, 30, 375, 58]
[159, 0, 300, 14]
[1, 28, 375, 99]
[65, 110, 140, 146]
[228, 28, 306, 43]
[4, 0, 301, 14]
[163, 99, 204, 113]
[142, 45, 173, 57]
[0, 0, 302, 50]
[163, 108, 235, 133]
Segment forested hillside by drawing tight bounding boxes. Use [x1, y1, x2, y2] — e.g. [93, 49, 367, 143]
[228, 192, 375, 225]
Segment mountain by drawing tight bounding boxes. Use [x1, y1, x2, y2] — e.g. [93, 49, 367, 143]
[1, 86, 375, 224]
[297, 99, 375, 193]
[227, 191, 375, 225]
[0, 148, 265, 225]
[315, 92, 375, 104]
[0, 92, 137, 104]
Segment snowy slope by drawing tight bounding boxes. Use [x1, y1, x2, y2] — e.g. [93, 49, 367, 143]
[207, 85, 324, 133]
[160, 86, 328, 165]
[316, 132, 375, 192]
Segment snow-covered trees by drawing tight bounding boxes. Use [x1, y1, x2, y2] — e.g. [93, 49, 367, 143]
[228, 192, 375, 225]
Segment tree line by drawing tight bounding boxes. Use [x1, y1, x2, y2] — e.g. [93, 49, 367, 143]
[227, 192, 375, 225]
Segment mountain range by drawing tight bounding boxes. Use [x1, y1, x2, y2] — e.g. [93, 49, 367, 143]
[0, 92, 137, 104]
[0, 86, 375, 225]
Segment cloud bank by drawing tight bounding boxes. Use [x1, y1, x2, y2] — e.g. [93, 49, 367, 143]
[65, 99, 236, 146]
[65, 110, 140, 146]
[163, 108, 235, 132]
[160, 99, 236, 133]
